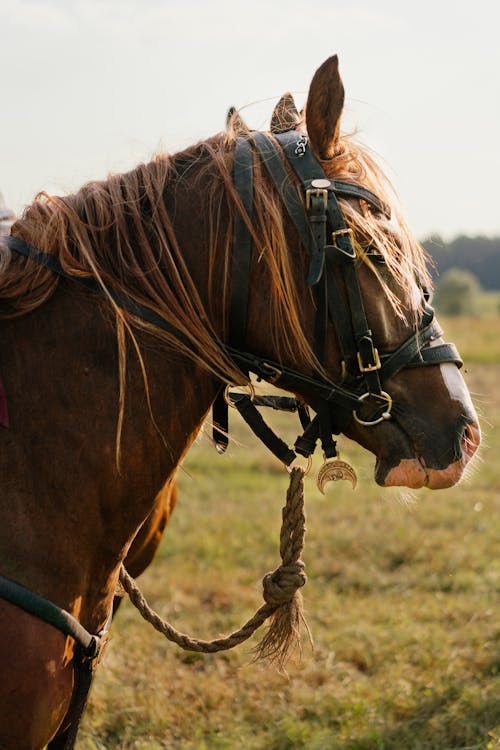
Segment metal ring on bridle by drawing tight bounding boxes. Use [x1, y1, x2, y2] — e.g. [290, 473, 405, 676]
[353, 391, 393, 426]
[224, 382, 255, 410]
[286, 455, 313, 476]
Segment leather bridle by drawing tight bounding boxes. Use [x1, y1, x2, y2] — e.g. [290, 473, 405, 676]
[0, 128, 463, 748]
[213, 130, 462, 466]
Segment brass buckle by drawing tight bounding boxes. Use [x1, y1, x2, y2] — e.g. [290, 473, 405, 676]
[357, 348, 381, 373]
[353, 391, 393, 426]
[332, 227, 354, 242]
[261, 362, 282, 384]
[306, 187, 328, 211]
[331, 227, 356, 258]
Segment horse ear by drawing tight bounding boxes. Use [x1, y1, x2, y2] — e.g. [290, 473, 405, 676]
[305, 55, 345, 159]
[226, 106, 250, 135]
[270, 92, 301, 133]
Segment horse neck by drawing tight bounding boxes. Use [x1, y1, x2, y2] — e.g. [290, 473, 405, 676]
[0, 169, 232, 630]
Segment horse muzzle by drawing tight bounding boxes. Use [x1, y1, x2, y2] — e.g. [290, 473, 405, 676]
[377, 420, 481, 489]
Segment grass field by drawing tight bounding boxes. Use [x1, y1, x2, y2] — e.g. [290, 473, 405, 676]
[79, 315, 500, 750]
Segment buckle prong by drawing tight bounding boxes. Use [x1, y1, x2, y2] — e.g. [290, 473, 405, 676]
[357, 348, 381, 373]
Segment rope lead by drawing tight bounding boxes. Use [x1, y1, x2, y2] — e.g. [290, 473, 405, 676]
[118, 467, 311, 669]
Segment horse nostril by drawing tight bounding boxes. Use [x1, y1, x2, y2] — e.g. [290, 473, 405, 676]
[460, 421, 481, 462]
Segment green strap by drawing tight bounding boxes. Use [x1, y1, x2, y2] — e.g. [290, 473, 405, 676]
[0, 574, 100, 656]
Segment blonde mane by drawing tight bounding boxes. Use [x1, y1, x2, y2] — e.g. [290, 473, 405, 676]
[0, 128, 430, 391]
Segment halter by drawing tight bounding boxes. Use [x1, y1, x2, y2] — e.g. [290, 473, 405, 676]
[0, 130, 462, 748]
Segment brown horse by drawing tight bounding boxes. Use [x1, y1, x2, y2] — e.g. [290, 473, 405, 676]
[0, 55, 480, 750]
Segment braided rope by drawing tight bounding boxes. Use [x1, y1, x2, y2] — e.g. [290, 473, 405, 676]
[119, 467, 310, 667]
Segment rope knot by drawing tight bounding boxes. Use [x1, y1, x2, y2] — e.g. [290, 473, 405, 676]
[262, 561, 307, 608]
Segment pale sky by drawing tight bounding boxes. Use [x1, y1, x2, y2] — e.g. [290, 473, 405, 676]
[1, 0, 499, 239]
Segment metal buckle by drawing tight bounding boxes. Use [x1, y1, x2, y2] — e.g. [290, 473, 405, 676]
[357, 348, 381, 373]
[331, 227, 356, 258]
[353, 391, 393, 426]
[306, 187, 328, 211]
[261, 362, 282, 384]
[332, 227, 354, 242]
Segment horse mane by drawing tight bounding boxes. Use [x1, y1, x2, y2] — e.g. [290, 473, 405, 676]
[0, 128, 430, 388]
[321, 133, 431, 307]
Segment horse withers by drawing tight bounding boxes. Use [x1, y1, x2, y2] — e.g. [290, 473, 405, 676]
[0, 55, 479, 749]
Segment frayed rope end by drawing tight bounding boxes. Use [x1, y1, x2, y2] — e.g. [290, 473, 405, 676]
[253, 590, 313, 671]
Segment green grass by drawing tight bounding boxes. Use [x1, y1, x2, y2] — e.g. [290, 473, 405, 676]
[439, 315, 500, 364]
[78, 322, 500, 750]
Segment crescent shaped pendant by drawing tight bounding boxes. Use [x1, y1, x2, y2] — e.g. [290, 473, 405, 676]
[316, 459, 357, 494]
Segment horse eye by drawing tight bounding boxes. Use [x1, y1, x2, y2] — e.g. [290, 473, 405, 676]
[422, 285, 433, 303]
[365, 246, 386, 264]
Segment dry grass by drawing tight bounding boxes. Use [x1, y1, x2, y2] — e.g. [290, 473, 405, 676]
[78, 322, 500, 750]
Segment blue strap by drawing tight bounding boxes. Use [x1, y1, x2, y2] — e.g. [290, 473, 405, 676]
[0, 574, 102, 657]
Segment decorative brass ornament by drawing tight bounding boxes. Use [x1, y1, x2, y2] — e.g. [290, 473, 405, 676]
[316, 458, 357, 493]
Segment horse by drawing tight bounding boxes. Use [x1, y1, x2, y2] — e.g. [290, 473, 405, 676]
[0, 55, 480, 750]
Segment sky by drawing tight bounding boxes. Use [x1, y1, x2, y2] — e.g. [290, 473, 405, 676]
[1, 0, 499, 239]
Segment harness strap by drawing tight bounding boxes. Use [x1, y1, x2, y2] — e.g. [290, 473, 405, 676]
[225, 347, 361, 407]
[252, 132, 314, 268]
[213, 138, 255, 453]
[212, 386, 229, 453]
[323, 247, 358, 369]
[331, 245, 383, 394]
[316, 179, 390, 219]
[380, 324, 462, 380]
[4, 236, 185, 342]
[46, 655, 95, 750]
[0, 574, 110, 749]
[230, 394, 296, 465]
[409, 342, 462, 368]
[0, 574, 105, 659]
[229, 138, 254, 345]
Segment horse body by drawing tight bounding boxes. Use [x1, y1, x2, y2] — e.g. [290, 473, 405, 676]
[0, 56, 480, 749]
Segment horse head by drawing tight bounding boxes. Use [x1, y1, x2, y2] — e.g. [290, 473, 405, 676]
[242, 55, 480, 489]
